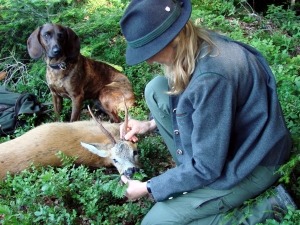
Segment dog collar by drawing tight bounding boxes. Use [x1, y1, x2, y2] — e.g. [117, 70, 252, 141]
[49, 61, 67, 70]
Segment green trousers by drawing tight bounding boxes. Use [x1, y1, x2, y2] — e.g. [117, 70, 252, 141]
[142, 76, 279, 225]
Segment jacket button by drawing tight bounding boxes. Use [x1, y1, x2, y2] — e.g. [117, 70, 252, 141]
[174, 130, 179, 135]
[172, 108, 177, 113]
[176, 149, 183, 155]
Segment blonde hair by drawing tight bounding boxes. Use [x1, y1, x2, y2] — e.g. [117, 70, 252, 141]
[164, 20, 215, 95]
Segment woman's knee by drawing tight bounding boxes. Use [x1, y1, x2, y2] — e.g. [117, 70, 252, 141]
[145, 76, 168, 103]
[145, 76, 169, 115]
[145, 76, 168, 96]
[141, 202, 182, 225]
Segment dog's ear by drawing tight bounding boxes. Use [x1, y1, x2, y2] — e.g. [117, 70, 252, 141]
[27, 27, 44, 59]
[65, 27, 80, 59]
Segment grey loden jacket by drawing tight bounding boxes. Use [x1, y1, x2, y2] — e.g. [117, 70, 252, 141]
[150, 32, 292, 202]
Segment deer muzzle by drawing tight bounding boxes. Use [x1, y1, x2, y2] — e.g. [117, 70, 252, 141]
[123, 167, 140, 178]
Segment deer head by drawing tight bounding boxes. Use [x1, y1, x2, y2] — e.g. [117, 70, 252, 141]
[81, 105, 139, 178]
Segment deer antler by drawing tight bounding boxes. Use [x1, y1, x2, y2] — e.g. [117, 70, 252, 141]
[87, 105, 116, 145]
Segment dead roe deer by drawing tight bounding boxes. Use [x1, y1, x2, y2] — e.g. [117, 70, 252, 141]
[0, 107, 139, 179]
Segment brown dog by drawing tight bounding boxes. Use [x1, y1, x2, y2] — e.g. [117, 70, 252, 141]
[27, 23, 135, 122]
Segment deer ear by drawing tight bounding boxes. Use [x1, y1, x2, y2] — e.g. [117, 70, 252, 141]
[80, 142, 109, 158]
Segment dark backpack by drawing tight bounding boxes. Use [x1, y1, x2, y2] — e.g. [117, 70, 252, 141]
[0, 85, 45, 135]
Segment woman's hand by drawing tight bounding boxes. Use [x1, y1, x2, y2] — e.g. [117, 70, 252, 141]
[121, 175, 148, 200]
[120, 119, 157, 142]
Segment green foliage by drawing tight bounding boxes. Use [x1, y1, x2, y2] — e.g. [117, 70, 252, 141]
[0, 153, 151, 224]
[258, 208, 300, 225]
[266, 5, 300, 38]
[138, 134, 172, 176]
[273, 58, 300, 146]
[0, 0, 300, 224]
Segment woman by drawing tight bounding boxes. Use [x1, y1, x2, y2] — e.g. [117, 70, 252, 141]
[119, 0, 296, 224]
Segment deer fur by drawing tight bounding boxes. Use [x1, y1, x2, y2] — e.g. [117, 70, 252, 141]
[0, 120, 139, 180]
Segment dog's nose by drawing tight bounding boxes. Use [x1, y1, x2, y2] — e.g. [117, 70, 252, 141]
[52, 46, 61, 56]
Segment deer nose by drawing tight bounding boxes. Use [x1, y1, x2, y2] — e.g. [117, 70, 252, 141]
[123, 167, 140, 178]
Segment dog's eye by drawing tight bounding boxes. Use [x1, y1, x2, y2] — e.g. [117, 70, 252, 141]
[43, 33, 50, 39]
[57, 33, 64, 39]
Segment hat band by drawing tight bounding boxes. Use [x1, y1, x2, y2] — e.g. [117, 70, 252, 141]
[127, 1, 182, 49]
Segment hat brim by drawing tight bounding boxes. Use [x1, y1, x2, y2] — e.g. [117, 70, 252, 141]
[125, 0, 192, 66]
